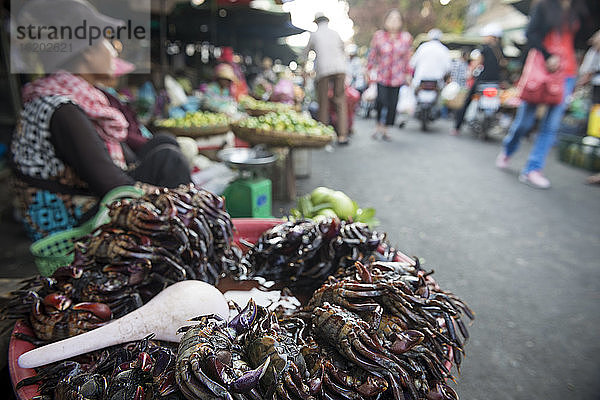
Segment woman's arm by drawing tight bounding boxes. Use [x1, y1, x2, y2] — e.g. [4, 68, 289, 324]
[366, 31, 380, 76]
[50, 103, 135, 197]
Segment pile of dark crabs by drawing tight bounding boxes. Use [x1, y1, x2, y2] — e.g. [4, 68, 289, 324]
[4, 184, 474, 400]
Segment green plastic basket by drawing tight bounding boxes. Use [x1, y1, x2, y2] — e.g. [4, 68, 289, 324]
[29, 186, 144, 276]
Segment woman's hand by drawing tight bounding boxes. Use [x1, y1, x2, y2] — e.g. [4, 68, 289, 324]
[546, 55, 560, 73]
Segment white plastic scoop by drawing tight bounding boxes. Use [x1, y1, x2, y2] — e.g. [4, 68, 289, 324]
[18, 280, 229, 369]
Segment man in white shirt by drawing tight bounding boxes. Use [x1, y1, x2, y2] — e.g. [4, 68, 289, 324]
[410, 29, 452, 88]
[304, 12, 349, 144]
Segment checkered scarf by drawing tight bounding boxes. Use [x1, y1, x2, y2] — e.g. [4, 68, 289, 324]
[22, 71, 129, 169]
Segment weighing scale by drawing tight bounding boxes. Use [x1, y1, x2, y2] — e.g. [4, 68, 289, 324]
[217, 147, 278, 218]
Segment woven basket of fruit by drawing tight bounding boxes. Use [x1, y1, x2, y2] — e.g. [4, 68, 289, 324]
[231, 111, 335, 148]
[154, 111, 231, 138]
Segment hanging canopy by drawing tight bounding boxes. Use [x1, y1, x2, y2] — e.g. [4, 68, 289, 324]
[164, 4, 304, 41]
[144, 0, 254, 14]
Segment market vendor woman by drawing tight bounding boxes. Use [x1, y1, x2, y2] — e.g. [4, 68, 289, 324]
[10, 0, 191, 240]
[202, 63, 240, 117]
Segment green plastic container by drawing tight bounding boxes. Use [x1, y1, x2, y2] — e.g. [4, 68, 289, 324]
[223, 178, 272, 218]
[29, 186, 144, 276]
[557, 135, 600, 172]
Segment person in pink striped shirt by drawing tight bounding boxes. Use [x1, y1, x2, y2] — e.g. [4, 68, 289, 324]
[366, 9, 413, 141]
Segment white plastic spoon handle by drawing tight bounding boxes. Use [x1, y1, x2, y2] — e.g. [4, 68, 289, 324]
[19, 307, 147, 368]
[18, 280, 229, 369]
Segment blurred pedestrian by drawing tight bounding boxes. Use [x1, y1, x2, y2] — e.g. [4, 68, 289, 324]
[347, 44, 367, 94]
[452, 23, 505, 136]
[578, 30, 600, 104]
[496, 0, 586, 189]
[366, 9, 413, 141]
[450, 49, 470, 89]
[304, 12, 349, 145]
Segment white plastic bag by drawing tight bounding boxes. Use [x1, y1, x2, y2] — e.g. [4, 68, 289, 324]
[441, 81, 461, 102]
[165, 75, 188, 107]
[464, 99, 478, 122]
[362, 83, 378, 102]
[397, 86, 416, 115]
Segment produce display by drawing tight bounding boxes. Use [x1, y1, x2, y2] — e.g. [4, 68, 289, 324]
[292, 186, 378, 226]
[155, 111, 230, 136]
[236, 111, 336, 137]
[238, 95, 293, 114]
[10, 212, 473, 400]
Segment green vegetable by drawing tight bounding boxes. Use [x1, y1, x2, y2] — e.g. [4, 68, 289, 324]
[328, 191, 355, 220]
[291, 186, 378, 227]
[310, 186, 334, 205]
[316, 208, 338, 219]
[297, 195, 313, 218]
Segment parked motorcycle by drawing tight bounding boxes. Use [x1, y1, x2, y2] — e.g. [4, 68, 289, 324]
[414, 80, 440, 131]
[467, 82, 501, 140]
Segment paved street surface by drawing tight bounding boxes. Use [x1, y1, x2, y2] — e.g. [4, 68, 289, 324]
[290, 116, 600, 400]
[1, 116, 599, 399]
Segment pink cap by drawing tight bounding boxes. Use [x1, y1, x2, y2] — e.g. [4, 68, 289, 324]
[113, 58, 135, 77]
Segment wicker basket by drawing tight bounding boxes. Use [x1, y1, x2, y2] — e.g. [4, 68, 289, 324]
[155, 124, 231, 138]
[244, 105, 292, 117]
[245, 108, 272, 117]
[231, 124, 334, 148]
[29, 186, 144, 276]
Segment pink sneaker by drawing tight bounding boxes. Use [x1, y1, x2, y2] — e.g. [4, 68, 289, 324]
[495, 152, 510, 169]
[519, 170, 551, 189]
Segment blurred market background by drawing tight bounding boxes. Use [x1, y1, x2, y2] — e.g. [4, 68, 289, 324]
[0, 0, 599, 399]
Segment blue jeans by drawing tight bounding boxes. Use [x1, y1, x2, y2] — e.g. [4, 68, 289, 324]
[502, 76, 576, 174]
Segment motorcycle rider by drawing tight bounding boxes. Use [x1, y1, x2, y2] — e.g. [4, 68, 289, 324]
[410, 29, 452, 89]
[452, 23, 505, 136]
[409, 29, 451, 128]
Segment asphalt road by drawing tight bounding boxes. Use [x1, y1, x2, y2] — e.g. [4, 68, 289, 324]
[1, 115, 599, 399]
[291, 116, 600, 400]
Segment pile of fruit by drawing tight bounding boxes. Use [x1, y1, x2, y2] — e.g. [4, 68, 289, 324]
[236, 111, 336, 137]
[291, 186, 378, 226]
[238, 95, 292, 113]
[155, 111, 230, 129]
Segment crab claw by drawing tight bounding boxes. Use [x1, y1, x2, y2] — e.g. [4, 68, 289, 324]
[229, 356, 270, 393]
[134, 385, 145, 400]
[306, 364, 323, 395]
[390, 330, 425, 354]
[355, 261, 373, 283]
[356, 375, 389, 398]
[137, 352, 154, 372]
[426, 381, 459, 400]
[43, 293, 72, 311]
[52, 265, 84, 279]
[72, 302, 112, 320]
[228, 299, 257, 335]
[156, 370, 177, 396]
